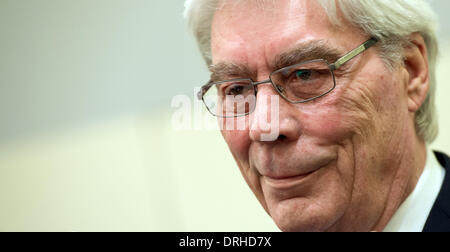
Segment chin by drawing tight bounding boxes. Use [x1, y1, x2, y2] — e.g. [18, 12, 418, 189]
[268, 197, 345, 232]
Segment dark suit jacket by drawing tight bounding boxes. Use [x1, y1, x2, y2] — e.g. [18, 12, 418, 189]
[423, 151, 450, 232]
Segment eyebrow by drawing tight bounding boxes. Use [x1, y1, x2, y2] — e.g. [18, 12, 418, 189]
[273, 40, 343, 70]
[208, 62, 255, 83]
[208, 40, 344, 83]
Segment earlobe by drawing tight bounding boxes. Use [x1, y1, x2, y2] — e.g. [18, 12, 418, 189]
[404, 33, 430, 113]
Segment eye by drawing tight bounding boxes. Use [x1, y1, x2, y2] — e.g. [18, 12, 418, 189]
[228, 85, 244, 95]
[294, 69, 312, 81]
[222, 83, 251, 96]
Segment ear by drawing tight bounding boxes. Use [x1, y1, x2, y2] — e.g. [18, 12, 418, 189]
[403, 33, 430, 113]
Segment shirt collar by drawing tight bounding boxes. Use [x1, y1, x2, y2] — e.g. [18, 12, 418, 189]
[383, 147, 446, 232]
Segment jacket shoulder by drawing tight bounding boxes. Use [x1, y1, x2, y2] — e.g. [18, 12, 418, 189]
[423, 151, 450, 232]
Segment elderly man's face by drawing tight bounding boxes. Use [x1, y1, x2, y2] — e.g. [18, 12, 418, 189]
[211, 0, 414, 231]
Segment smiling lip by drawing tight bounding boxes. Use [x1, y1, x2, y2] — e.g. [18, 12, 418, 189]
[263, 170, 317, 189]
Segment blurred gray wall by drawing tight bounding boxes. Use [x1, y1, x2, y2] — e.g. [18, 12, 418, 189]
[0, 0, 207, 143]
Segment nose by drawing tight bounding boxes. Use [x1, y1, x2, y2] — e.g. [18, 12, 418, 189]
[249, 83, 302, 142]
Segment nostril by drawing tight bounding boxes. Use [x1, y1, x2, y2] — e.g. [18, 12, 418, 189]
[277, 134, 287, 141]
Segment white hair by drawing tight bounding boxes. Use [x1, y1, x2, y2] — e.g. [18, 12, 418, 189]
[184, 0, 439, 143]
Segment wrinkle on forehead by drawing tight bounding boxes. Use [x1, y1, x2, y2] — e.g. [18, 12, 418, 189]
[212, 0, 337, 52]
[214, 0, 292, 34]
[211, 0, 358, 79]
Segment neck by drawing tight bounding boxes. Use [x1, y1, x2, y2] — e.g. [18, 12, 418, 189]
[372, 134, 427, 232]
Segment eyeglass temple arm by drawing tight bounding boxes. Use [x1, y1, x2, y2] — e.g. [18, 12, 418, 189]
[197, 82, 213, 100]
[330, 37, 378, 71]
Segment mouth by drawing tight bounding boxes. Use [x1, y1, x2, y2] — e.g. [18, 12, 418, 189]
[253, 149, 337, 191]
[262, 170, 318, 190]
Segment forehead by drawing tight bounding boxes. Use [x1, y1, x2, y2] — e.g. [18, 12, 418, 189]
[211, 0, 364, 69]
[214, 0, 329, 35]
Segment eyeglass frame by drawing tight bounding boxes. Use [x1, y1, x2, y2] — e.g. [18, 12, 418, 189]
[197, 37, 378, 118]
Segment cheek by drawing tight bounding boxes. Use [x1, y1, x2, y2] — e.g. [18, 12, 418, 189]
[301, 107, 353, 144]
[320, 78, 386, 140]
[298, 76, 391, 147]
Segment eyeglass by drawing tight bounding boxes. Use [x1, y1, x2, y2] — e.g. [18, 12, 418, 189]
[197, 38, 378, 118]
